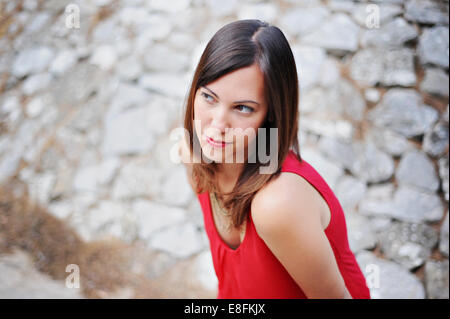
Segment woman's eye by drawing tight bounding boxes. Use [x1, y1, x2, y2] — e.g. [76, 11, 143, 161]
[201, 92, 214, 103]
[236, 105, 254, 114]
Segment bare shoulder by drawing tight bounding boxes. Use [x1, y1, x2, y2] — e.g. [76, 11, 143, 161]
[251, 172, 326, 236]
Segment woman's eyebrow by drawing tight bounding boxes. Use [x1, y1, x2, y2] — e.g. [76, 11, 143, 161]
[203, 86, 260, 106]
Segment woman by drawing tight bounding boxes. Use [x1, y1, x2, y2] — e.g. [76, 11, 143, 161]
[178, 19, 371, 299]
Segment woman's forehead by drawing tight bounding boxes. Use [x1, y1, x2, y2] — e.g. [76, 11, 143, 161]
[204, 64, 265, 104]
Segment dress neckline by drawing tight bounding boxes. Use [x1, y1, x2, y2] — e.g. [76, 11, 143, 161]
[207, 191, 250, 253]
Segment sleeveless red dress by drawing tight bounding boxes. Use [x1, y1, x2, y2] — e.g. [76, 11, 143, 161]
[197, 149, 371, 299]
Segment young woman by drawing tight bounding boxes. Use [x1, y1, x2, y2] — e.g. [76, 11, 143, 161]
[178, 19, 371, 299]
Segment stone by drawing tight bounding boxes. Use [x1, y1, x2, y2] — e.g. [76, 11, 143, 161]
[360, 17, 418, 48]
[194, 250, 219, 292]
[149, 222, 205, 258]
[319, 137, 394, 183]
[102, 106, 156, 156]
[392, 186, 444, 223]
[280, 6, 330, 38]
[237, 3, 279, 22]
[138, 72, 191, 99]
[424, 260, 449, 299]
[26, 96, 46, 118]
[147, 0, 191, 13]
[423, 121, 449, 158]
[49, 50, 78, 76]
[368, 89, 439, 138]
[73, 157, 120, 193]
[205, 0, 238, 17]
[352, 3, 403, 27]
[22, 73, 52, 96]
[132, 200, 187, 239]
[418, 26, 449, 68]
[350, 48, 416, 87]
[440, 212, 449, 257]
[0, 250, 83, 298]
[292, 45, 327, 92]
[365, 128, 412, 157]
[89, 45, 118, 71]
[335, 174, 367, 211]
[395, 149, 440, 192]
[301, 13, 360, 54]
[379, 221, 439, 270]
[405, 0, 449, 25]
[112, 162, 163, 200]
[143, 44, 190, 73]
[438, 154, 449, 202]
[359, 183, 396, 218]
[420, 68, 449, 97]
[298, 146, 344, 191]
[12, 46, 54, 78]
[356, 251, 426, 299]
[345, 211, 378, 253]
[160, 165, 195, 207]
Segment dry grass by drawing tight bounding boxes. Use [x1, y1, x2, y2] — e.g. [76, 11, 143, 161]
[0, 183, 163, 298]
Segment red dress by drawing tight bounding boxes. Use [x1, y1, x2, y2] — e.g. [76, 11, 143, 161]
[197, 149, 371, 299]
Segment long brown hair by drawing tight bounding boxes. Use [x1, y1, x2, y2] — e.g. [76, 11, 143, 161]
[182, 19, 302, 229]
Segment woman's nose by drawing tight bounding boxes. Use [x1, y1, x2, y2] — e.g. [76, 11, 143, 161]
[210, 106, 230, 133]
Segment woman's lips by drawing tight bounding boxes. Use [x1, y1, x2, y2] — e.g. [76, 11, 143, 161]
[206, 136, 230, 148]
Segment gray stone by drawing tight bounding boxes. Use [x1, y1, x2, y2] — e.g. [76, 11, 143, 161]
[366, 128, 412, 157]
[12, 46, 54, 78]
[160, 165, 194, 207]
[292, 45, 327, 91]
[418, 26, 449, 68]
[0, 250, 83, 298]
[194, 250, 219, 292]
[143, 44, 190, 73]
[352, 3, 403, 27]
[360, 17, 418, 48]
[356, 251, 425, 299]
[438, 154, 449, 201]
[112, 162, 164, 200]
[22, 73, 52, 96]
[149, 222, 205, 258]
[425, 260, 449, 299]
[102, 106, 156, 156]
[132, 200, 187, 239]
[350, 48, 416, 87]
[368, 89, 439, 138]
[335, 175, 367, 211]
[420, 68, 449, 97]
[49, 49, 78, 76]
[138, 72, 191, 99]
[405, 0, 449, 25]
[301, 146, 344, 191]
[237, 3, 279, 22]
[302, 13, 360, 54]
[396, 149, 441, 192]
[440, 212, 449, 257]
[89, 44, 118, 71]
[423, 121, 449, 158]
[392, 185, 444, 223]
[280, 6, 330, 38]
[379, 221, 439, 270]
[319, 137, 395, 183]
[346, 211, 378, 253]
[359, 183, 396, 218]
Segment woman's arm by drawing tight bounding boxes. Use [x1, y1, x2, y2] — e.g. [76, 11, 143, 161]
[251, 174, 352, 299]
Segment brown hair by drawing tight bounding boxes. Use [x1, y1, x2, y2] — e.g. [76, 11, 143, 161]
[182, 19, 302, 229]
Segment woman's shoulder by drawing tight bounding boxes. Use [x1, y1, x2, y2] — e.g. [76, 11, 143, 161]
[251, 170, 326, 232]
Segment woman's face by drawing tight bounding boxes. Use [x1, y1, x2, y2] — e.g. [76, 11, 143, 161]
[193, 63, 268, 164]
